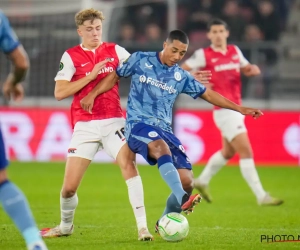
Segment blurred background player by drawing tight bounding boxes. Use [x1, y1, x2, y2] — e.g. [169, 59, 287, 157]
[40, 8, 152, 241]
[181, 18, 283, 206]
[0, 10, 48, 250]
[79, 29, 264, 232]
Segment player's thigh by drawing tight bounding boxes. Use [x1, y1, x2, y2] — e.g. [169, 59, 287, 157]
[213, 109, 247, 142]
[68, 121, 103, 160]
[230, 132, 253, 158]
[101, 118, 127, 160]
[62, 122, 101, 193]
[127, 123, 170, 165]
[221, 137, 236, 159]
[115, 143, 139, 180]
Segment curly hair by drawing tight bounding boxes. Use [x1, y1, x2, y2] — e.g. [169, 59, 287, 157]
[75, 8, 105, 27]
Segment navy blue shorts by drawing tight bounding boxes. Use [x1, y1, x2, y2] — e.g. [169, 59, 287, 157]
[127, 123, 192, 170]
[0, 129, 8, 170]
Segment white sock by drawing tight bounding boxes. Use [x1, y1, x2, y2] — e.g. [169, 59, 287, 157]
[126, 176, 147, 231]
[239, 158, 266, 201]
[197, 151, 227, 185]
[60, 193, 78, 231]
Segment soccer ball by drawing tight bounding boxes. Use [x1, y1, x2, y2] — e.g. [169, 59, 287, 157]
[158, 212, 189, 242]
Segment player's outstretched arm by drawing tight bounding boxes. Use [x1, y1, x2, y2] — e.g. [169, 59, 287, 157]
[80, 71, 120, 113]
[2, 46, 29, 102]
[200, 88, 263, 119]
[241, 64, 261, 77]
[54, 60, 108, 100]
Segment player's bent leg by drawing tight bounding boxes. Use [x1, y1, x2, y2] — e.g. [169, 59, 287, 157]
[41, 157, 91, 238]
[195, 137, 234, 203]
[148, 139, 188, 207]
[177, 169, 201, 215]
[231, 133, 283, 205]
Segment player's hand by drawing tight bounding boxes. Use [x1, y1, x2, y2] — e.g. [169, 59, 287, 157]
[88, 59, 109, 81]
[80, 93, 95, 114]
[249, 64, 261, 75]
[2, 82, 24, 102]
[239, 107, 263, 119]
[192, 70, 212, 85]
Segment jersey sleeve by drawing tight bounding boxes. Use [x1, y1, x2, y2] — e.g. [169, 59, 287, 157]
[115, 44, 131, 65]
[234, 45, 249, 68]
[184, 48, 206, 70]
[182, 71, 206, 99]
[116, 52, 140, 78]
[0, 11, 20, 54]
[54, 52, 76, 81]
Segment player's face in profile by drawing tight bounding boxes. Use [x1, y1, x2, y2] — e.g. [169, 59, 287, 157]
[207, 25, 229, 47]
[77, 19, 102, 49]
[163, 40, 188, 66]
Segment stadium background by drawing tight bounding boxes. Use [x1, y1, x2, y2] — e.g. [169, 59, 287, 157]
[0, 0, 299, 166]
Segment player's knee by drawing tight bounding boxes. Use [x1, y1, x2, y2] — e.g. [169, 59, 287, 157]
[221, 149, 235, 160]
[148, 140, 171, 159]
[236, 145, 253, 158]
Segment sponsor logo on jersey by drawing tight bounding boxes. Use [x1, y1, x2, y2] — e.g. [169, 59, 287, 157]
[211, 58, 219, 63]
[59, 62, 64, 71]
[174, 72, 182, 81]
[106, 58, 114, 62]
[232, 54, 239, 60]
[139, 75, 177, 94]
[85, 66, 114, 76]
[145, 63, 153, 69]
[214, 62, 240, 72]
[81, 62, 90, 67]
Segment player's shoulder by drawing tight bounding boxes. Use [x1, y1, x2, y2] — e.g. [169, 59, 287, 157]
[227, 44, 240, 52]
[0, 10, 7, 20]
[128, 51, 156, 61]
[0, 10, 10, 30]
[65, 44, 82, 55]
[101, 42, 118, 51]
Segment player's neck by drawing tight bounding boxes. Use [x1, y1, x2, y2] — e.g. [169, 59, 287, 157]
[158, 52, 169, 67]
[211, 44, 227, 53]
[81, 42, 102, 51]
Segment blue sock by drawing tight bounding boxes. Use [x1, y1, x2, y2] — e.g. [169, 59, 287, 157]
[0, 180, 42, 245]
[161, 193, 182, 218]
[158, 155, 186, 205]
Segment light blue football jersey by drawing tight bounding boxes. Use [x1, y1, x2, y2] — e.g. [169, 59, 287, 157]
[116, 51, 206, 138]
[0, 11, 20, 53]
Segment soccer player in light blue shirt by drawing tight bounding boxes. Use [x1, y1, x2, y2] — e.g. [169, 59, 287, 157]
[80, 30, 263, 231]
[0, 10, 48, 250]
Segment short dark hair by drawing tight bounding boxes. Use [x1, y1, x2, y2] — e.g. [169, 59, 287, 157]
[167, 30, 189, 44]
[207, 18, 229, 31]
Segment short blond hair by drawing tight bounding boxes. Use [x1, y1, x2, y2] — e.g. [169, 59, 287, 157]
[75, 8, 105, 27]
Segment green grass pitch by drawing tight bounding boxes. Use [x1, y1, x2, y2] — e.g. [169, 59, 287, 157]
[0, 162, 299, 250]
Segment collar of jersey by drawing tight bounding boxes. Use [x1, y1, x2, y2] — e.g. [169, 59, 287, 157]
[210, 45, 227, 55]
[80, 42, 104, 53]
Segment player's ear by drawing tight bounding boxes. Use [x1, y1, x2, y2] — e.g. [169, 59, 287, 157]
[163, 41, 167, 50]
[77, 28, 83, 38]
[206, 31, 211, 40]
[225, 30, 230, 39]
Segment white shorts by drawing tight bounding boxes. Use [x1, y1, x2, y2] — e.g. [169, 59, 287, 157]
[213, 109, 247, 142]
[67, 118, 126, 160]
